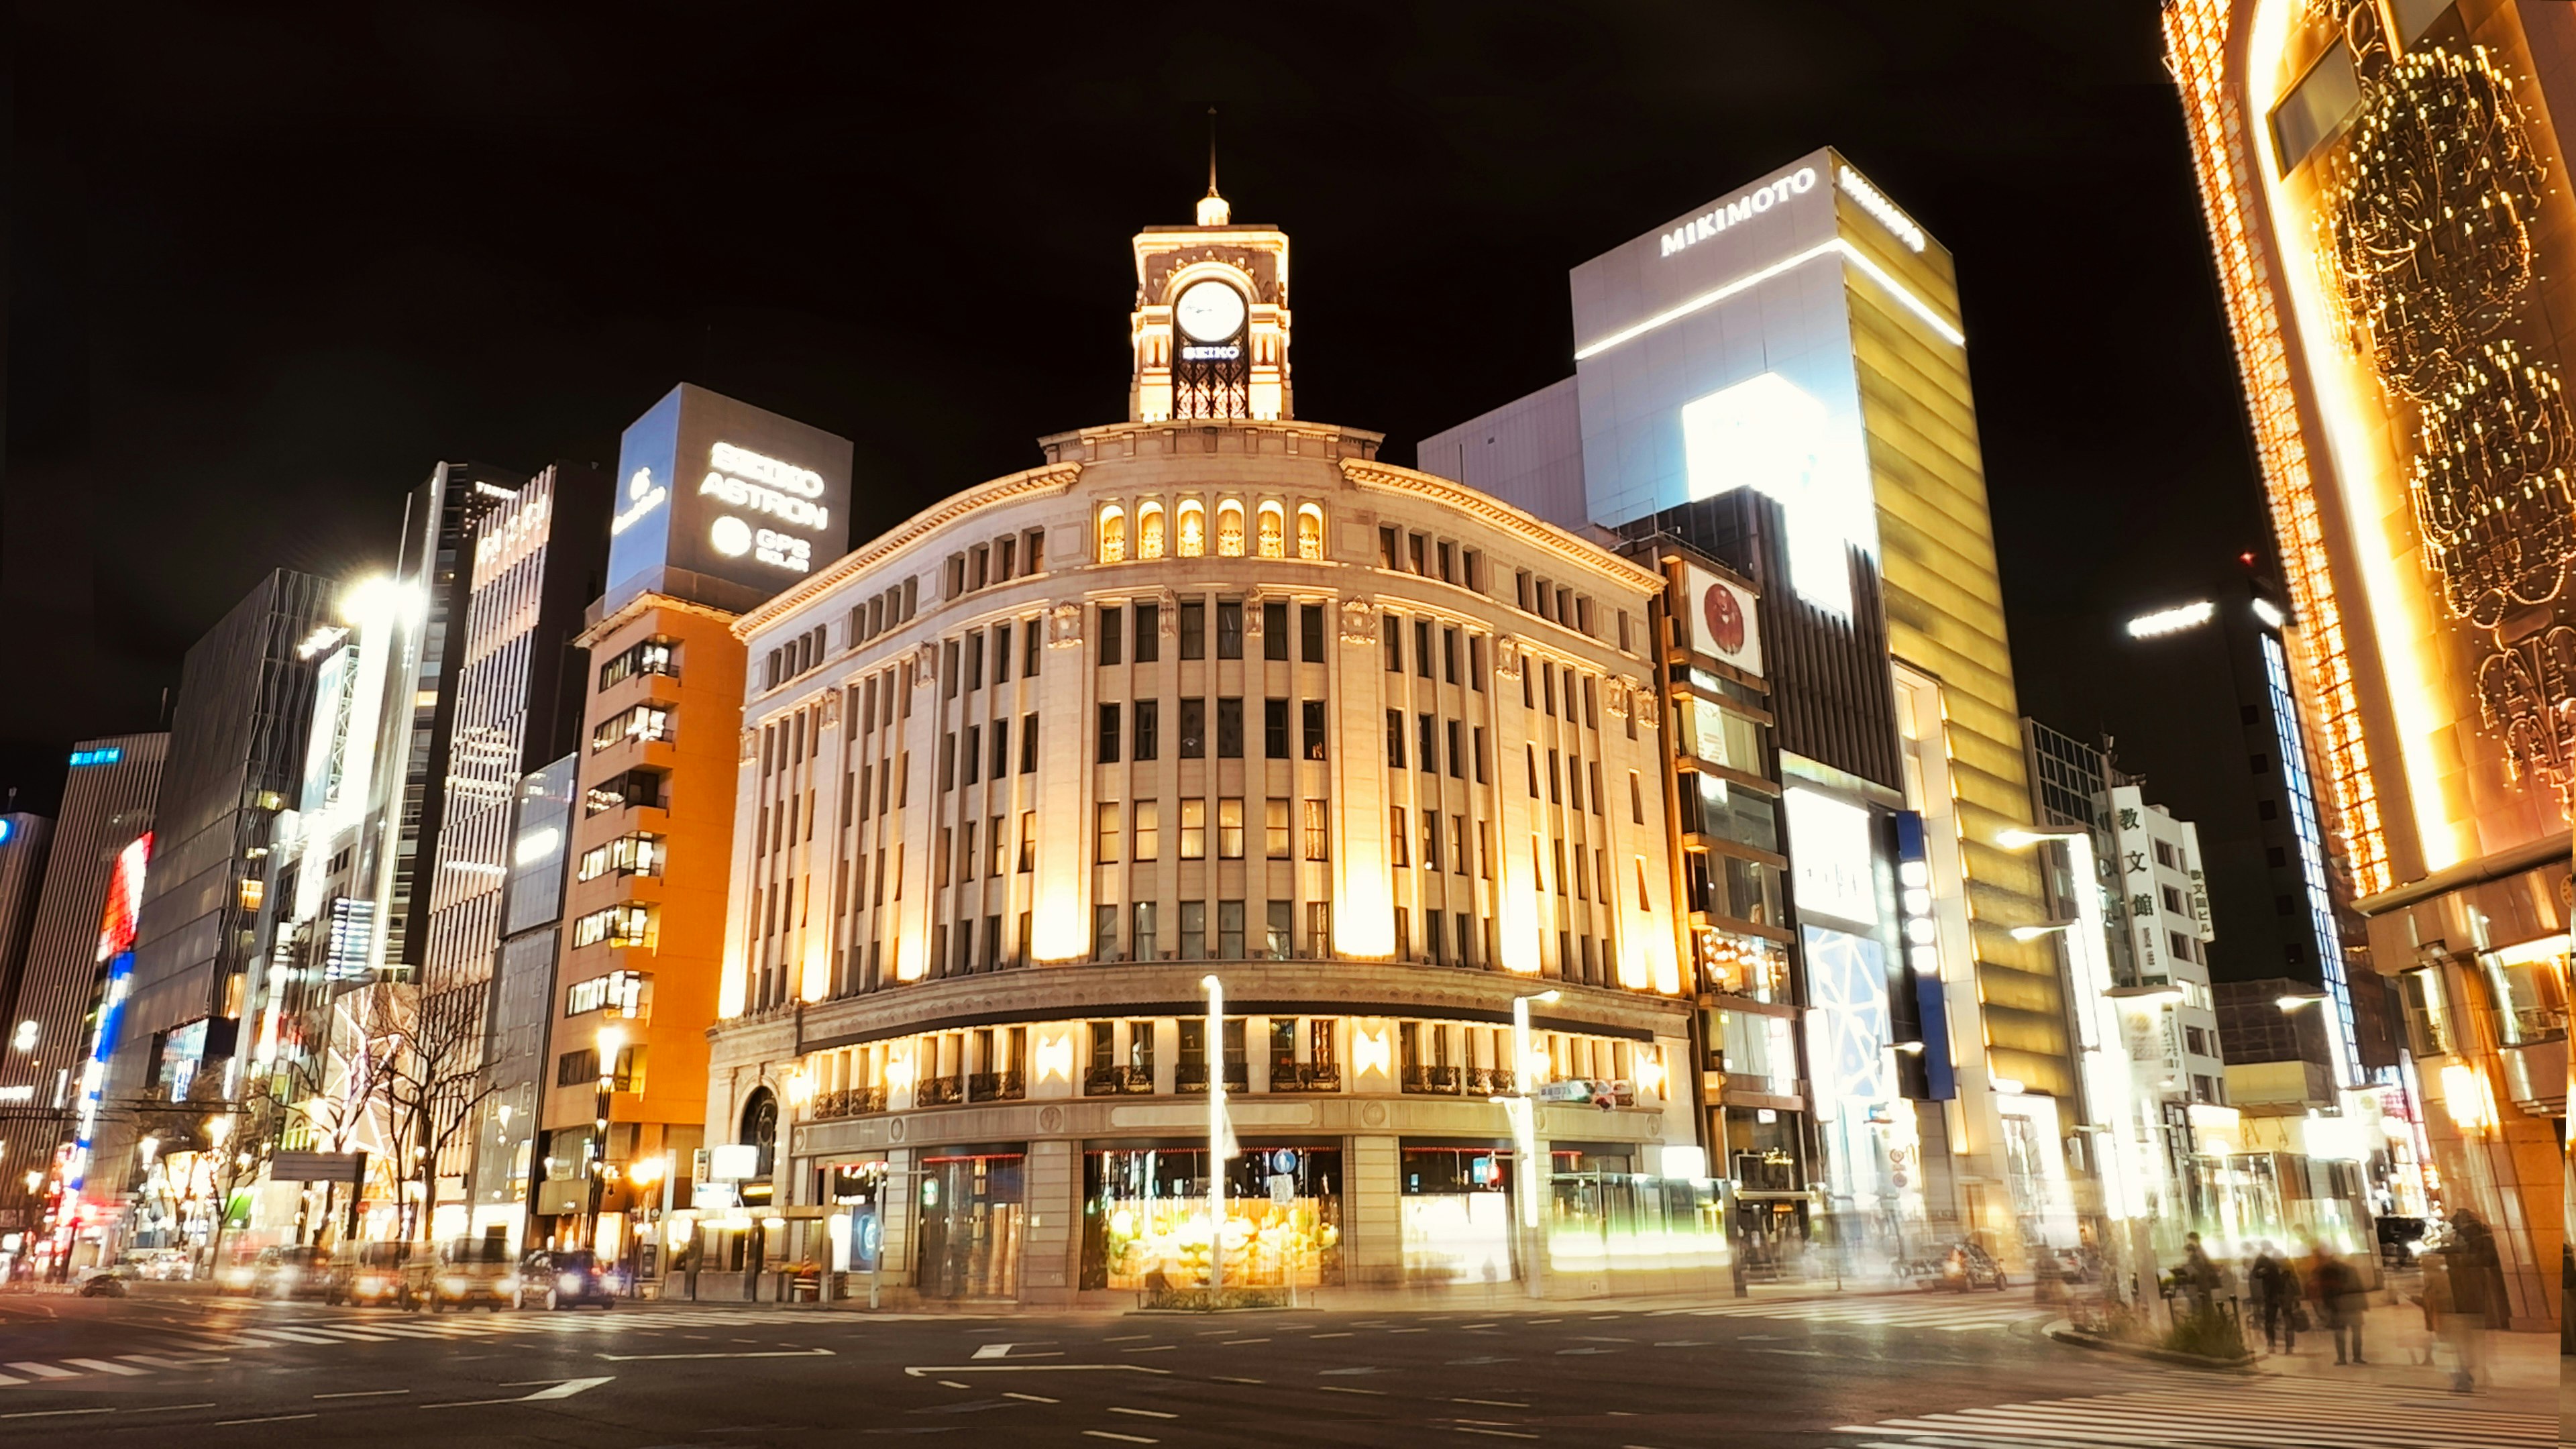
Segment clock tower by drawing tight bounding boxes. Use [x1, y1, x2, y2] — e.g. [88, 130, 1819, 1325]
[1128, 179, 1291, 423]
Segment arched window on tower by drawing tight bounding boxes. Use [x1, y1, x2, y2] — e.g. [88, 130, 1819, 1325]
[1178, 500, 1207, 557]
[1097, 505, 1127, 564]
[1138, 502, 1166, 560]
[1217, 500, 1246, 557]
[1256, 502, 1285, 559]
[1297, 504, 1325, 560]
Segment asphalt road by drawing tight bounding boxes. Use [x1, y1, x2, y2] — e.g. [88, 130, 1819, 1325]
[0, 1287, 2551, 1446]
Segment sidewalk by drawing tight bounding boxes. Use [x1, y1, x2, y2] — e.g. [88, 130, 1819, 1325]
[2245, 1297, 2555, 1395]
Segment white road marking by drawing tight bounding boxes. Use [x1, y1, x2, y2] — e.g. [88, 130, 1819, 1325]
[1109, 1406, 1177, 1419]
[4, 1362, 74, 1379]
[1081, 1434, 1155, 1444]
[215, 1413, 317, 1425]
[316, 1389, 411, 1399]
[1002, 1391, 1059, 1403]
[596, 1348, 831, 1361]
[904, 1364, 1172, 1377]
[62, 1358, 146, 1376]
[1454, 1398, 1529, 1407]
[1320, 1385, 1387, 1396]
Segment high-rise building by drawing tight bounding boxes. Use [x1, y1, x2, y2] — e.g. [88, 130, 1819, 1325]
[416, 464, 607, 1237]
[99, 572, 325, 1222]
[690, 185, 1703, 1309]
[531, 384, 850, 1264]
[363, 462, 525, 982]
[467, 753, 579, 1244]
[0, 737, 164, 1116]
[1419, 150, 2070, 1268]
[2166, 0, 2569, 1330]
[0, 813, 56, 1069]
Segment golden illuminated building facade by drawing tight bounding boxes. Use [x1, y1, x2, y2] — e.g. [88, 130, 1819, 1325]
[2166, 0, 2570, 1330]
[695, 192, 1706, 1307]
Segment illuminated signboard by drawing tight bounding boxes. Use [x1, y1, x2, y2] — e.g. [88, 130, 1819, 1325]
[603, 384, 855, 614]
[70, 833, 150, 1195]
[1681, 564, 1762, 678]
[1569, 148, 1955, 620]
[1782, 786, 1878, 928]
[68, 747, 123, 767]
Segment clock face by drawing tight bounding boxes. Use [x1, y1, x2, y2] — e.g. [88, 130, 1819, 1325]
[1174, 280, 1246, 343]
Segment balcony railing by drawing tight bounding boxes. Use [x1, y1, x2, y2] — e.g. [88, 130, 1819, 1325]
[1401, 1065, 1463, 1095]
[812, 1086, 888, 1120]
[914, 1075, 964, 1108]
[1464, 1067, 1516, 1095]
[1084, 1065, 1153, 1097]
[966, 1071, 1026, 1102]
[1175, 1064, 1248, 1094]
[1268, 1063, 1342, 1093]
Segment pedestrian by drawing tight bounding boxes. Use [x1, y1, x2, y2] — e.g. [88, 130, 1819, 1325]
[2251, 1240, 2301, 1353]
[2311, 1244, 2367, 1365]
[2180, 1232, 2220, 1317]
[2426, 1244, 2488, 1391]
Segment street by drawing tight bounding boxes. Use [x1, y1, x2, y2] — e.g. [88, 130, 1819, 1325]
[0, 1289, 2551, 1447]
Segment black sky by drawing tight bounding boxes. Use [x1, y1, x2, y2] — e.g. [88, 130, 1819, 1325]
[3, 1, 2269, 820]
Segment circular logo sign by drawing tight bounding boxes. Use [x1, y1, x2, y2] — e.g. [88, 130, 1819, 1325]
[1702, 581, 1746, 657]
[710, 515, 753, 557]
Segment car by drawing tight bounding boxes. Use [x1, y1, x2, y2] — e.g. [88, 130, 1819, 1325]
[1915, 1241, 2008, 1292]
[252, 1244, 331, 1300]
[402, 1237, 518, 1312]
[325, 1241, 413, 1307]
[518, 1250, 619, 1310]
[138, 1249, 193, 1281]
[213, 1249, 262, 1295]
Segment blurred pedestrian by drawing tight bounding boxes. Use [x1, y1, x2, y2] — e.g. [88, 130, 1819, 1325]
[2424, 1245, 2487, 1392]
[2311, 1244, 2367, 1365]
[2180, 1232, 2219, 1316]
[2251, 1240, 2300, 1353]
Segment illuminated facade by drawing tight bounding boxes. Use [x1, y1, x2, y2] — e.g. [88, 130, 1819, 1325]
[696, 192, 1700, 1306]
[2165, 0, 2569, 1330]
[531, 386, 847, 1263]
[1423, 150, 2072, 1271]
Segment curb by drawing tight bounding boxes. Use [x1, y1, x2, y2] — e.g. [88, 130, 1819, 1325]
[2046, 1318, 2257, 1375]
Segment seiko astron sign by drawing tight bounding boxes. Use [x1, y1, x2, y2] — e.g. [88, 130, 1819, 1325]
[604, 383, 855, 613]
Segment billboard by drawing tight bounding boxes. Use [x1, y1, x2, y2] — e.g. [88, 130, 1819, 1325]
[1569, 148, 1887, 619]
[604, 384, 855, 613]
[1681, 563, 1761, 677]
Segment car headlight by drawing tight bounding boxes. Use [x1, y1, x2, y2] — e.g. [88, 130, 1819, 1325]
[358, 1276, 384, 1293]
[498, 1275, 519, 1293]
[559, 1273, 583, 1292]
[442, 1276, 468, 1294]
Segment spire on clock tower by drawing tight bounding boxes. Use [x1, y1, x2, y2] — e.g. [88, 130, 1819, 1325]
[1128, 132, 1291, 424]
[1197, 107, 1230, 227]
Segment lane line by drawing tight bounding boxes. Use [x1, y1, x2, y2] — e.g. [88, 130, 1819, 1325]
[63, 1358, 146, 1376]
[215, 1413, 317, 1425]
[1109, 1406, 1179, 1419]
[1081, 1434, 1155, 1445]
[1319, 1386, 1387, 1396]
[0, 1409, 108, 1420]
[1454, 1398, 1529, 1407]
[1002, 1392, 1059, 1403]
[4, 1363, 75, 1379]
[315, 1389, 411, 1399]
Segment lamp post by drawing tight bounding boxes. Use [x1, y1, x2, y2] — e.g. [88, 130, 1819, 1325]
[590, 1022, 625, 1255]
[1201, 975, 1229, 1298]
[1998, 826, 2148, 1305]
[1506, 989, 1561, 1299]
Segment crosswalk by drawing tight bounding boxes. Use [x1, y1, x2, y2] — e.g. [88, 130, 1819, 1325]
[1831, 1376, 2558, 1447]
[1650, 1294, 2047, 1333]
[0, 1306, 899, 1389]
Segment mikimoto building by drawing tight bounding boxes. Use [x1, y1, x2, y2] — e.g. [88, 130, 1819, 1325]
[692, 184, 1707, 1307]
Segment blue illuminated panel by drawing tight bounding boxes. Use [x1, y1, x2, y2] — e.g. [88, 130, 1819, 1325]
[2260, 632, 2360, 1085]
[68, 747, 123, 767]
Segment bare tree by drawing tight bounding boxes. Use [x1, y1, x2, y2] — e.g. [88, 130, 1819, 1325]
[376, 983, 498, 1245]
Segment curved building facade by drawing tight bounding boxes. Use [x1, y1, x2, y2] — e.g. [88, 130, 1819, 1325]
[693, 194, 1699, 1305]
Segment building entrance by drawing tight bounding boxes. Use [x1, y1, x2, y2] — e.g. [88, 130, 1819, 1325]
[915, 1151, 1024, 1300]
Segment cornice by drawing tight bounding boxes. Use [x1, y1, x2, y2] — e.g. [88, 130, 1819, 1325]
[733, 462, 1085, 641]
[574, 590, 742, 650]
[1338, 459, 1666, 596]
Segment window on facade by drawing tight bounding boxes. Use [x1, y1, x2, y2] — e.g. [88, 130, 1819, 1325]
[592, 704, 674, 752]
[1263, 601, 1289, 660]
[1300, 602, 1325, 661]
[1302, 700, 1328, 761]
[1265, 698, 1289, 759]
[1133, 602, 1159, 662]
[1297, 505, 1324, 559]
[1218, 798, 1244, 859]
[1178, 698, 1205, 759]
[1389, 807, 1411, 867]
[1217, 501, 1245, 557]
[1135, 800, 1161, 861]
[1265, 798, 1290, 858]
[1138, 502, 1167, 560]
[1177, 500, 1206, 557]
[598, 637, 678, 692]
[572, 904, 653, 950]
[578, 833, 663, 882]
[1097, 506, 1126, 563]
[1179, 600, 1206, 659]
[1097, 703, 1122, 763]
[1180, 800, 1208, 859]
[1256, 502, 1284, 558]
[1096, 804, 1120, 863]
[1303, 799, 1329, 861]
[1217, 600, 1244, 659]
[1216, 698, 1243, 758]
[1099, 606, 1124, 667]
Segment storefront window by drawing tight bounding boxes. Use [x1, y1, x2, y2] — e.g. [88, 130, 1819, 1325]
[1398, 1145, 1519, 1285]
[2477, 937, 2569, 1046]
[1081, 1146, 1342, 1291]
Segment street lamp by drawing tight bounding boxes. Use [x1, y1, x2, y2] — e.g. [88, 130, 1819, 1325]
[2275, 991, 2330, 1012]
[1201, 975, 1231, 1297]
[1503, 989, 1561, 1300]
[589, 1022, 625, 1254]
[1998, 825, 2150, 1304]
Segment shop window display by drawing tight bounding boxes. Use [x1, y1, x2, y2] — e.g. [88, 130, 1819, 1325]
[1080, 1146, 1342, 1292]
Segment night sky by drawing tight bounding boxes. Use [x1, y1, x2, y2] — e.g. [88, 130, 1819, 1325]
[4, 2, 2266, 822]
